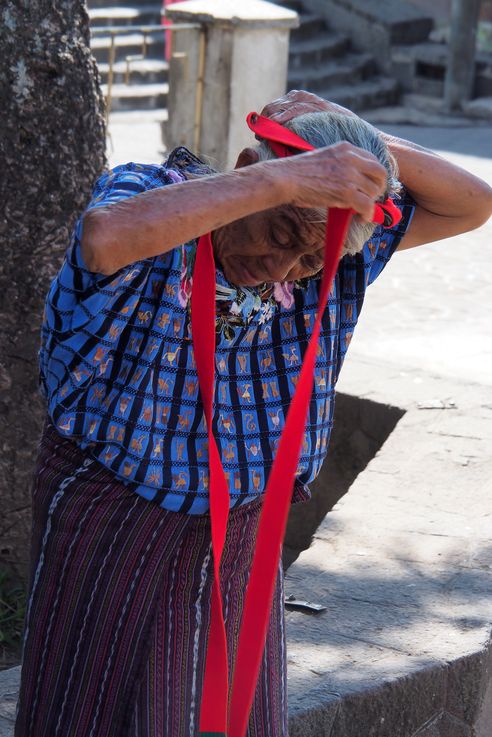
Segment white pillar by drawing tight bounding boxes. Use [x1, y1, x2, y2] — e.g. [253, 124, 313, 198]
[165, 0, 298, 170]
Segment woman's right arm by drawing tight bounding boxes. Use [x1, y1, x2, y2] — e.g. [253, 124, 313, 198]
[82, 146, 387, 276]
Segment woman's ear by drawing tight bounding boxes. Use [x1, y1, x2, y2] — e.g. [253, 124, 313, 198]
[234, 147, 260, 169]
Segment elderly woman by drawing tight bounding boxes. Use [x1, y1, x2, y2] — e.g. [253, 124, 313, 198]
[15, 90, 492, 737]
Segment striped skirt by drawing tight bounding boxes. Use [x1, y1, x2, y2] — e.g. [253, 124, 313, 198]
[15, 417, 287, 737]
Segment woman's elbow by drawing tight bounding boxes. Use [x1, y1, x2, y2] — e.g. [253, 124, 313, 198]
[80, 210, 115, 276]
[473, 181, 492, 225]
[483, 184, 492, 224]
[460, 181, 492, 233]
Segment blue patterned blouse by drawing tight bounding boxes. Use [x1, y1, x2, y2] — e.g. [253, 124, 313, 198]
[39, 147, 415, 514]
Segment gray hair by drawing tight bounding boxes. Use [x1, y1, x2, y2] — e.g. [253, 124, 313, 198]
[254, 111, 400, 255]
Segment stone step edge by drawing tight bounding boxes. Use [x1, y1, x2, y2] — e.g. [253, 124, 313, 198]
[289, 31, 350, 54]
[321, 0, 434, 28]
[315, 76, 398, 95]
[364, 104, 492, 127]
[89, 4, 161, 18]
[2, 641, 490, 736]
[288, 641, 492, 735]
[97, 58, 169, 74]
[313, 78, 399, 112]
[100, 82, 169, 97]
[287, 52, 375, 82]
[90, 31, 165, 49]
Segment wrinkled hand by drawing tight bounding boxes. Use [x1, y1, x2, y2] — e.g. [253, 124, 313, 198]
[259, 90, 380, 220]
[260, 89, 356, 126]
[269, 142, 386, 222]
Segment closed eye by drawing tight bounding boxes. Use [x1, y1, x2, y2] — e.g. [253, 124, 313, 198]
[268, 210, 302, 249]
[269, 224, 292, 249]
[301, 253, 324, 271]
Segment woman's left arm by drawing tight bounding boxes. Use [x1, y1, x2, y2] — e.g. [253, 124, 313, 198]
[260, 90, 492, 250]
[381, 134, 492, 250]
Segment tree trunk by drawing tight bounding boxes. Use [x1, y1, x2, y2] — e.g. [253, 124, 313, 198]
[0, 0, 107, 581]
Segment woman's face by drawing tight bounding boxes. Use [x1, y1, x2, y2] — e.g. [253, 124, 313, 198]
[211, 145, 326, 287]
[212, 205, 326, 287]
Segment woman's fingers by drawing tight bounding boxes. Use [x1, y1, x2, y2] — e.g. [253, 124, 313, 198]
[328, 184, 374, 222]
[260, 90, 332, 124]
[260, 90, 357, 124]
[348, 190, 378, 222]
[281, 142, 388, 217]
[354, 168, 388, 200]
[344, 146, 388, 186]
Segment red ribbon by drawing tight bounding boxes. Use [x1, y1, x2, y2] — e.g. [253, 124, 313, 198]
[194, 113, 400, 737]
[246, 113, 402, 229]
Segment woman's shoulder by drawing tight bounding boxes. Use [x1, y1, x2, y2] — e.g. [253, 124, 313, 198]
[96, 149, 215, 195]
[93, 161, 186, 193]
[164, 147, 217, 179]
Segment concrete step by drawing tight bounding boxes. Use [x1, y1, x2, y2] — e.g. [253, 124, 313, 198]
[316, 76, 400, 112]
[462, 96, 492, 120]
[290, 13, 329, 42]
[288, 52, 376, 92]
[391, 41, 447, 97]
[89, 4, 162, 26]
[97, 57, 168, 85]
[289, 31, 351, 69]
[392, 41, 450, 88]
[90, 30, 165, 63]
[392, 42, 492, 98]
[321, 0, 434, 45]
[101, 81, 169, 110]
[364, 98, 491, 127]
[89, 0, 161, 8]
[276, 0, 304, 13]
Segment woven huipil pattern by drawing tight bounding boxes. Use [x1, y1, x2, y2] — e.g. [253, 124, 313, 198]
[39, 148, 415, 514]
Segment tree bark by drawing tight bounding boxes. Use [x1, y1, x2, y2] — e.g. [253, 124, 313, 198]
[444, 0, 482, 110]
[0, 0, 106, 581]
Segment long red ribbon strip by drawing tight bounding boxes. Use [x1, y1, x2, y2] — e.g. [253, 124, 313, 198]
[193, 113, 401, 737]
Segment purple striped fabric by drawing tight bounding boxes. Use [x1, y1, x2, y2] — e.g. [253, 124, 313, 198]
[15, 417, 287, 737]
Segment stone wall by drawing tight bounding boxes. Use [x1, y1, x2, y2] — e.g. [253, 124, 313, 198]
[0, 0, 106, 581]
